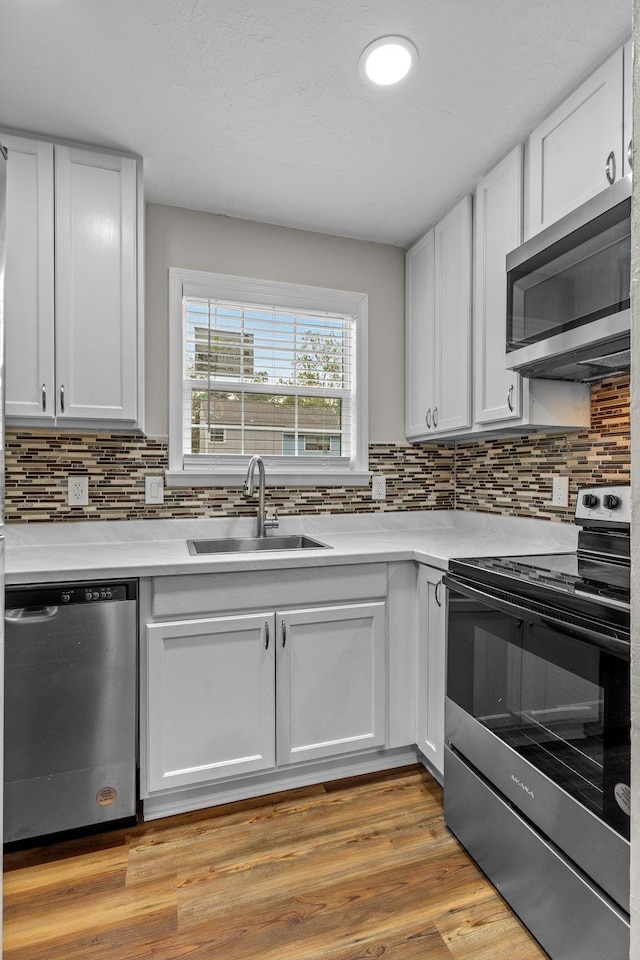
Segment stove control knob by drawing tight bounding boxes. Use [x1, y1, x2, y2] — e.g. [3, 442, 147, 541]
[603, 494, 621, 510]
[582, 494, 599, 508]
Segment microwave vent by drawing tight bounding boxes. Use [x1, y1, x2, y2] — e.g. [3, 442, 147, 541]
[577, 349, 631, 369]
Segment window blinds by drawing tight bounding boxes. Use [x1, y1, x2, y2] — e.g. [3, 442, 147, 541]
[182, 297, 355, 464]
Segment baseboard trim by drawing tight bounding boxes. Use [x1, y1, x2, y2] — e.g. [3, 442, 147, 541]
[142, 746, 420, 821]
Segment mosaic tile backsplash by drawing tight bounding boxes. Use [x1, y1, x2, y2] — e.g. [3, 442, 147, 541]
[4, 375, 629, 524]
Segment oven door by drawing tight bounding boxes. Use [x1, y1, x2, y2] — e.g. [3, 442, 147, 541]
[444, 576, 630, 913]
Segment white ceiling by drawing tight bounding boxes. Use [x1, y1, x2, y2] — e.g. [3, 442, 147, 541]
[0, 0, 632, 247]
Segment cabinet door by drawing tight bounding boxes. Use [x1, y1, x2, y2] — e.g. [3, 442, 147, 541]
[55, 146, 138, 421]
[433, 195, 472, 433]
[527, 49, 624, 238]
[276, 602, 387, 765]
[145, 614, 275, 793]
[623, 40, 632, 178]
[416, 567, 446, 777]
[405, 229, 436, 439]
[474, 147, 523, 425]
[2, 134, 55, 420]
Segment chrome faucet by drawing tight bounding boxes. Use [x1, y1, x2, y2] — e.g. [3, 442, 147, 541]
[242, 456, 279, 538]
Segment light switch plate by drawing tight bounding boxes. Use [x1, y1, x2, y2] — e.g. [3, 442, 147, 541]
[145, 475, 164, 504]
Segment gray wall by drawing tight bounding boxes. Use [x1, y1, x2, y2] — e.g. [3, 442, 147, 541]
[144, 203, 406, 442]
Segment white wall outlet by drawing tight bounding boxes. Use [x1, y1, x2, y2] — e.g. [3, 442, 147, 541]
[371, 475, 386, 501]
[68, 476, 89, 506]
[145, 475, 164, 504]
[551, 476, 569, 507]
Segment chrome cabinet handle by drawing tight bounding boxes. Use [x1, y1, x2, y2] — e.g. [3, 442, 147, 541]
[435, 580, 442, 607]
[628, 140, 633, 169]
[507, 384, 514, 412]
[426, 408, 432, 428]
[281, 620, 287, 647]
[60, 384, 65, 413]
[265, 620, 270, 650]
[605, 150, 616, 185]
[42, 384, 47, 412]
[433, 406, 438, 428]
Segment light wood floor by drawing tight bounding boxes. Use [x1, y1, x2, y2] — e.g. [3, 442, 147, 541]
[3, 765, 550, 959]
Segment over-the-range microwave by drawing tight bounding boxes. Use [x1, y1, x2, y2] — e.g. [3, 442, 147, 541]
[506, 175, 631, 382]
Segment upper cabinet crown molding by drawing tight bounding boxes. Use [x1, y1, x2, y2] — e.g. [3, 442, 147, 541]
[1, 131, 144, 431]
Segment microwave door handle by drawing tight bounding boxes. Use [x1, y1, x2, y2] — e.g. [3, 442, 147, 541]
[445, 576, 629, 659]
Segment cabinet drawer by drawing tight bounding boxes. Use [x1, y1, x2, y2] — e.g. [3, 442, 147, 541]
[152, 563, 388, 618]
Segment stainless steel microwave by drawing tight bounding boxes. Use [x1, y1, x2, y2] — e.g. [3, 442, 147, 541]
[506, 176, 631, 382]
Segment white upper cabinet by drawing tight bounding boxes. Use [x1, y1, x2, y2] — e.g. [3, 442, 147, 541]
[433, 196, 473, 433]
[2, 132, 142, 428]
[405, 230, 435, 438]
[526, 48, 625, 238]
[623, 41, 632, 178]
[474, 146, 523, 425]
[405, 195, 472, 441]
[55, 147, 139, 422]
[3, 135, 55, 420]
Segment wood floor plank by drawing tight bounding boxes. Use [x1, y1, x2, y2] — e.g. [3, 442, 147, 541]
[2, 766, 550, 960]
[436, 897, 551, 960]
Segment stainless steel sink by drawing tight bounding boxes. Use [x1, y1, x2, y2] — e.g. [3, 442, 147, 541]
[187, 534, 331, 556]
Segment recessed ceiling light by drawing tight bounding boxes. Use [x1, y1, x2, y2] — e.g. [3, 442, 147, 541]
[359, 36, 418, 87]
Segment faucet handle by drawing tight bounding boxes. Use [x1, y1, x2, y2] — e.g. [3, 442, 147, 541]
[265, 508, 279, 530]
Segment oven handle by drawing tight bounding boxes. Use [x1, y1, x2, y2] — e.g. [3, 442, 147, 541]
[444, 574, 630, 659]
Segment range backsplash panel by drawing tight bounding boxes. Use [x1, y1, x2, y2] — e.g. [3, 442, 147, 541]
[4, 375, 629, 524]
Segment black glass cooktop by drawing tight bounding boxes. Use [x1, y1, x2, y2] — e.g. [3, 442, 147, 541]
[448, 553, 630, 630]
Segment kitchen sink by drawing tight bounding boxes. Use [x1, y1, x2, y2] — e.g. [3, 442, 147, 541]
[187, 534, 331, 555]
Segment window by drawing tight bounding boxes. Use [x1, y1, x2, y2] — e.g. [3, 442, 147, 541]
[167, 269, 369, 486]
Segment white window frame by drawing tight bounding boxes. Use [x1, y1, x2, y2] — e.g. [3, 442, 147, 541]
[166, 268, 370, 487]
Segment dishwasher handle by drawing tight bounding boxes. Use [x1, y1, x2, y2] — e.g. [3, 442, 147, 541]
[5, 606, 60, 623]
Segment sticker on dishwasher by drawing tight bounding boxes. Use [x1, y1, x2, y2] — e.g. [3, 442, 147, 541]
[96, 786, 117, 807]
[614, 783, 631, 816]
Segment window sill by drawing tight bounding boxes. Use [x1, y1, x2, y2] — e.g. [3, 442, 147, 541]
[165, 469, 372, 489]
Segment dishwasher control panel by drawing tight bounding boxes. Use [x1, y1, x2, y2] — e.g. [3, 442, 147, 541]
[6, 580, 138, 608]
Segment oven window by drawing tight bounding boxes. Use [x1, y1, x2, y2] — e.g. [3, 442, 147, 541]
[447, 594, 630, 839]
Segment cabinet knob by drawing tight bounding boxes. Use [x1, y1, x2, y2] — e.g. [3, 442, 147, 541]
[628, 140, 633, 170]
[435, 580, 443, 607]
[42, 383, 47, 413]
[265, 621, 270, 650]
[507, 384, 514, 412]
[60, 384, 65, 414]
[281, 620, 287, 647]
[426, 408, 432, 428]
[605, 150, 616, 185]
[433, 406, 438, 428]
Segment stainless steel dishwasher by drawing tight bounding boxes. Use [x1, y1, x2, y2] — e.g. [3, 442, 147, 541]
[4, 579, 138, 843]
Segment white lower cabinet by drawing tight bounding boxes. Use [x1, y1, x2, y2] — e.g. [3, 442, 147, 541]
[276, 603, 387, 765]
[416, 565, 446, 778]
[146, 613, 275, 793]
[143, 587, 388, 797]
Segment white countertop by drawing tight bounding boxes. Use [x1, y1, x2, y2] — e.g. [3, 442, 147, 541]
[4, 510, 578, 585]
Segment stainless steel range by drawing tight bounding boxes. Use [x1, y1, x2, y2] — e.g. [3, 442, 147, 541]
[443, 485, 630, 960]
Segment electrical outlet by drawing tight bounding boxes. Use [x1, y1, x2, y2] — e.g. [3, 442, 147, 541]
[551, 476, 569, 508]
[145, 475, 164, 504]
[371, 475, 386, 501]
[68, 476, 89, 506]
